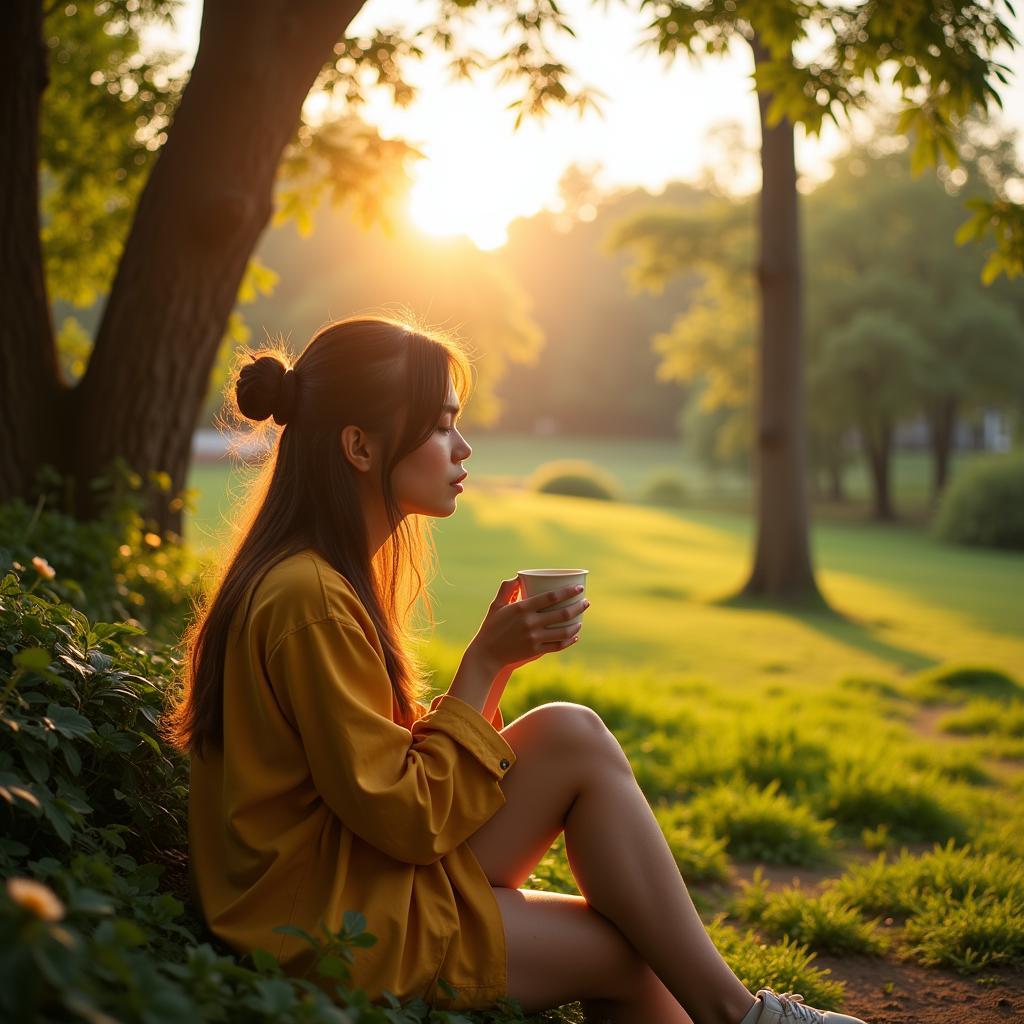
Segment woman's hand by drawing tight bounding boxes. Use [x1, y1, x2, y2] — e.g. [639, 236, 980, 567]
[468, 578, 590, 675]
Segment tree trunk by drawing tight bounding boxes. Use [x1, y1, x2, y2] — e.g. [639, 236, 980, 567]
[863, 419, 894, 520]
[929, 398, 957, 500]
[57, 0, 362, 534]
[740, 35, 823, 604]
[0, 1, 62, 506]
[827, 457, 845, 503]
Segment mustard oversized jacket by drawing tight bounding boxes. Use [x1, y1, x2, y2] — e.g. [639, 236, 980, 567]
[188, 549, 519, 1010]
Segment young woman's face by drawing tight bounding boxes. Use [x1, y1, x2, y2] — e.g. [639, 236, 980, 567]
[391, 377, 471, 518]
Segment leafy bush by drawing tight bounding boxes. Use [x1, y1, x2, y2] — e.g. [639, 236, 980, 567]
[933, 455, 1024, 550]
[0, 459, 207, 647]
[0, 563, 542, 1022]
[526, 461, 620, 501]
[640, 470, 688, 507]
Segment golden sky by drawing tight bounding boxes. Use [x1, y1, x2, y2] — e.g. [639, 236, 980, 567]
[151, 0, 1024, 250]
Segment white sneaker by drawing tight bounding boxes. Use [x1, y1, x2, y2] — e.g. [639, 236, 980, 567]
[739, 987, 868, 1024]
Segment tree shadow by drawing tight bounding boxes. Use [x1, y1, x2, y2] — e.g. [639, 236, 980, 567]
[714, 592, 939, 675]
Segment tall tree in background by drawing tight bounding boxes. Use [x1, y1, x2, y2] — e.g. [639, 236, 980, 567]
[633, 0, 1018, 603]
[1, 0, 594, 534]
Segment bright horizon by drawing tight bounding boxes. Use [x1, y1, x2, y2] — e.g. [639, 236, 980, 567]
[149, 0, 1024, 250]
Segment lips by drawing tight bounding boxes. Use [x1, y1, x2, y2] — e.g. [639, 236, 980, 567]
[451, 472, 468, 486]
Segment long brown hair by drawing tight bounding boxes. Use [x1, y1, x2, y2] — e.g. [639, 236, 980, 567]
[162, 315, 474, 759]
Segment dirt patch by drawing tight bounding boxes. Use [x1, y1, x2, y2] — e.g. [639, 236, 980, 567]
[813, 953, 1024, 1023]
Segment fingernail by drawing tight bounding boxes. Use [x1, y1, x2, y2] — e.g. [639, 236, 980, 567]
[575, 585, 584, 592]
[583, 600, 590, 609]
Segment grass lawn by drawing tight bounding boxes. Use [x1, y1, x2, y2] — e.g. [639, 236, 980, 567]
[184, 463, 1024, 689]
[182, 452, 1024, 1019]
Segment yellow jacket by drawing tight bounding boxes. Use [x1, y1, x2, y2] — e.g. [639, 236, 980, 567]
[188, 549, 518, 1010]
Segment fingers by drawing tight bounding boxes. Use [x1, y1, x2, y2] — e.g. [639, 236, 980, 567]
[520, 583, 584, 612]
[492, 577, 521, 607]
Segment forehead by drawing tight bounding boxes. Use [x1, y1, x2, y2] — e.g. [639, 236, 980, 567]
[441, 375, 460, 412]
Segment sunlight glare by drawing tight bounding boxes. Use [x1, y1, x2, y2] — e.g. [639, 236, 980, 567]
[407, 157, 526, 251]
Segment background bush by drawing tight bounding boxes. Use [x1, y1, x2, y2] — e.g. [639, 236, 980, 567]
[933, 455, 1024, 550]
[640, 470, 688, 507]
[526, 460, 621, 501]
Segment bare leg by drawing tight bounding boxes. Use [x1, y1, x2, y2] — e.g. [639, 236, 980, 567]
[466, 703, 757, 1024]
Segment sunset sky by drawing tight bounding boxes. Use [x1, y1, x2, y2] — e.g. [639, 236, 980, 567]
[149, 0, 1024, 250]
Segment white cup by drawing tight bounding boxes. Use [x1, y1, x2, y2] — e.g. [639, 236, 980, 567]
[517, 568, 589, 629]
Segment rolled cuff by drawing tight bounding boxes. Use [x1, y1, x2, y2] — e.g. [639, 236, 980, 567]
[416, 694, 516, 780]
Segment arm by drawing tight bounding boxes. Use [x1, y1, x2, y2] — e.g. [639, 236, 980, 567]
[268, 615, 517, 866]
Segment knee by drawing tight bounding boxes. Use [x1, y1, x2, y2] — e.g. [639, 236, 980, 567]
[533, 702, 631, 770]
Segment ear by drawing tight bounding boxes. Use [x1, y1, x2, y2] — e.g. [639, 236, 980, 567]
[339, 425, 376, 474]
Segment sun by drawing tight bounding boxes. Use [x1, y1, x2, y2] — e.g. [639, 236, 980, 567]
[406, 155, 527, 252]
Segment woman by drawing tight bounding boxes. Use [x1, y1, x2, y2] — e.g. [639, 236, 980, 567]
[163, 316, 867, 1024]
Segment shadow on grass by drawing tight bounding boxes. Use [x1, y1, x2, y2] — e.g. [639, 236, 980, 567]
[714, 592, 939, 675]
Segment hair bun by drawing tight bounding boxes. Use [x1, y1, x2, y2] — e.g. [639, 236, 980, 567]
[237, 355, 298, 426]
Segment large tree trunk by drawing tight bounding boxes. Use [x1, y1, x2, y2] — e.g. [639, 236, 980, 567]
[0, 2, 61, 505]
[740, 36, 823, 604]
[49, 0, 361, 534]
[929, 398, 957, 500]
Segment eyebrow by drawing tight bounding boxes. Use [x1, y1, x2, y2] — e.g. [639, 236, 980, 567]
[441, 403, 461, 416]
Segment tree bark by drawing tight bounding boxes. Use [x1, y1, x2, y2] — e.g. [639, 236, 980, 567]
[929, 398, 957, 500]
[740, 36, 823, 603]
[58, 0, 362, 533]
[0, 1, 62, 506]
[862, 419, 894, 520]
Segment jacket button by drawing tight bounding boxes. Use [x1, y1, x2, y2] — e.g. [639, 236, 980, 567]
[499, 758, 510, 770]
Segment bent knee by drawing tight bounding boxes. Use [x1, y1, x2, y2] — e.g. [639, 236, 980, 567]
[520, 702, 629, 766]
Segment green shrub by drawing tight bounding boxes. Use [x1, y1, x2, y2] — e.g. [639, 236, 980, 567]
[705, 918, 845, 1009]
[640, 470, 688, 507]
[0, 459, 207, 647]
[901, 889, 1024, 973]
[0, 563, 542, 1022]
[732, 871, 887, 956]
[940, 699, 1024, 738]
[683, 780, 835, 866]
[817, 761, 969, 843]
[934, 454, 1024, 550]
[526, 460, 620, 501]
[662, 824, 731, 884]
[833, 841, 1024, 920]
[909, 664, 1022, 705]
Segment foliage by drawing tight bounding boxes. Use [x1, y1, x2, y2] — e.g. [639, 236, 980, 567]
[933, 455, 1024, 550]
[939, 699, 1024, 739]
[910, 663, 1024, 706]
[0, 546, 552, 1023]
[816, 761, 969, 844]
[640, 470, 689, 508]
[0, 458, 207, 647]
[680, 780, 835, 867]
[732, 871, 887, 956]
[526, 461, 621, 501]
[704, 918, 845, 1009]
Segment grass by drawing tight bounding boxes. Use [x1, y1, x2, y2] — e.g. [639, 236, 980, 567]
[181, 446, 1024, 1011]
[732, 871, 888, 956]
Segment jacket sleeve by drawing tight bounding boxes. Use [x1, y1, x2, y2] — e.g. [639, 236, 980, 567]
[267, 614, 517, 866]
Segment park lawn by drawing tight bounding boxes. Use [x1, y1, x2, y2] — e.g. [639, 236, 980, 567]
[183, 470, 1024, 690]
[182, 464, 1024, 1013]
